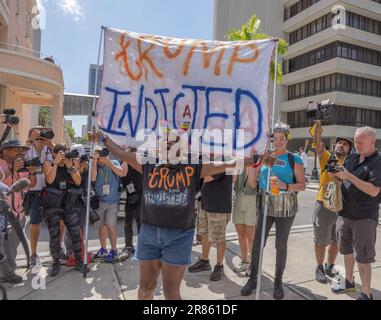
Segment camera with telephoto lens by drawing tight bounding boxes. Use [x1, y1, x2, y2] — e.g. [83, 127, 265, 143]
[40, 129, 54, 140]
[80, 154, 88, 163]
[324, 153, 343, 173]
[99, 148, 110, 157]
[65, 149, 79, 159]
[18, 157, 42, 173]
[306, 100, 334, 121]
[2, 109, 19, 125]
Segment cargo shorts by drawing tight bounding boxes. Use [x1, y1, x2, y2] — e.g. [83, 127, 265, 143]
[198, 209, 230, 243]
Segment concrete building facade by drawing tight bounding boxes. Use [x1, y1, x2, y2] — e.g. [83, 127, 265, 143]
[214, 0, 381, 149]
[0, 0, 64, 143]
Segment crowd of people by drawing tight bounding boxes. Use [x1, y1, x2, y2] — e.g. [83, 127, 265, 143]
[0, 115, 380, 301]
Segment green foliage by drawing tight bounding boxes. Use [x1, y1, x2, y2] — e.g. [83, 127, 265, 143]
[65, 124, 75, 142]
[38, 107, 50, 127]
[225, 14, 288, 83]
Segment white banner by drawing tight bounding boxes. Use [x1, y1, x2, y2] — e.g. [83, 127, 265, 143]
[96, 28, 275, 155]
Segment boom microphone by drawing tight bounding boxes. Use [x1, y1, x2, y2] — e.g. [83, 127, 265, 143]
[9, 179, 31, 194]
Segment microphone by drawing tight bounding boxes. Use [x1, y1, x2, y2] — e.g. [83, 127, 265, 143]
[9, 179, 31, 194]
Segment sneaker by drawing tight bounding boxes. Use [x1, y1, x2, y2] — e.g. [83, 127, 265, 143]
[75, 261, 90, 273]
[50, 262, 61, 277]
[324, 263, 338, 278]
[315, 265, 327, 284]
[273, 279, 284, 300]
[188, 258, 212, 273]
[30, 254, 41, 268]
[332, 277, 356, 294]
[234, 261, 250, 273]
[356, 292, 373, 300]
[241, 278, 257, 296]
[103, 250, 118, 263]
[94, 248, 108, 259]
[118, 247, 131, 262]
[245, 264, 252, 277]
[59, 248, 68, 261]
[210, 265, 224, 281]
[66, 254, 76, 267]
[0, 273, 23, 284]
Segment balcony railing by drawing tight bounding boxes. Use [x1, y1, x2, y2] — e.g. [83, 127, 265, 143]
[0, 42, 61, 66]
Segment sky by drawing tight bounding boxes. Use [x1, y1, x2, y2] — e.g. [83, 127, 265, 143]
[38, 0, 214, 137]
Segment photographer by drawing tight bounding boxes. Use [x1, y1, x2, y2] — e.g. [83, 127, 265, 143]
[64, 145, 90, 266]
[332, 127, 381, 300]
[0, 140, 36, 284]
[312, 120, 353, 284]
[91, 146, 126, 263]
[119, 146, 143, 261]
[42, 144, 87, 276]
[24, 127, 55, 268]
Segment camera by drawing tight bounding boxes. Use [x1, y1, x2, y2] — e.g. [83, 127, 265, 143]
[18, 158, 42, 173]
[80, 154, 89, 163]
[324, 154, 343, 173]
[306, 100, 334, 121]
[2, 109, 19, 125]
[99, 148, 110, 157]
[40, 129, 55, 140]
[65, 149, 80, 159]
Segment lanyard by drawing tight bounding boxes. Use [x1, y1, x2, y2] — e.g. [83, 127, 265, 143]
[99, 166, 109, 185]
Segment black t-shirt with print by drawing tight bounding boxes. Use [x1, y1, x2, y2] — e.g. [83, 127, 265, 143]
[46, 165, 75, 190]
[201, 173, 233, 213]
[141, 162, 202, 229]
[340, 151, 381, 221]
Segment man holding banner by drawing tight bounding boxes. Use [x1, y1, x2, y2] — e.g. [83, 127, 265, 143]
[90, 27, 276, 299]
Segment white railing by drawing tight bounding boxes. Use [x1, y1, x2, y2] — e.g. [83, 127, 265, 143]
[0, 42, 61, 66]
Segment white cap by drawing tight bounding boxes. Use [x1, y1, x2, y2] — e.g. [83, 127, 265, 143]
[70, 144, 85, 156]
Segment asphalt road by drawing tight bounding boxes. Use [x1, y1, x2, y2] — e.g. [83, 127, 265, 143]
[19, 187, 319, 256]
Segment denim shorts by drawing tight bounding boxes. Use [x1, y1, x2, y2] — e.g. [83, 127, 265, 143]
[29, 194, 42, 225]
[135, 224, 195, 266]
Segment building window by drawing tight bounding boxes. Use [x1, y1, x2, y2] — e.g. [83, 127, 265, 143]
[289, 11, 381, 45]
[288, 105, 381, 129]
[287, 74, 381, 100]
[284, 0, 322, 21]
[284, 41, 381, 74]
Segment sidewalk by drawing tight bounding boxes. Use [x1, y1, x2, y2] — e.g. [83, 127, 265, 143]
[4, 227, 381, 300]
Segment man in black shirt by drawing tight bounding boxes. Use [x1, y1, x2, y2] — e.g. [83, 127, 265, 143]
[332, 127, 381, 300]
[92, 131, 252, 300]
[119, 147, 143, 261]
[188, 172, 232, 281]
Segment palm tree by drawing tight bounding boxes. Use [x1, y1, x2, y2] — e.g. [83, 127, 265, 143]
[225, 14, 288, 83]
[38, 106, 50, 127]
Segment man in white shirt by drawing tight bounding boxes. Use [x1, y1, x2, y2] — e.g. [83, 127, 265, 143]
[299, 147, 308, 173]
[25, 127, 55, 267]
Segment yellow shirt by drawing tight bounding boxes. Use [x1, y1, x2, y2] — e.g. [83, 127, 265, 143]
[317, 150, 344, 202]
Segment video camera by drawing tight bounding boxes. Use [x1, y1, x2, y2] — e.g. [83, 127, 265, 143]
[306, 100, 334, 121]
[65, 149, 80, 159]
[2, 109, 19, 125]
[17, 157, 42, 173]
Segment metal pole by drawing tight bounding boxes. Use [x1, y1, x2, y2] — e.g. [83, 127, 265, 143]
[255, 40, 279, 300]
[83, 26, 105, 278]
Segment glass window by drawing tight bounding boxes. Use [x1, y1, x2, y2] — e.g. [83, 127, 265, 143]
[357, 78, 363, 94]
[324, 75, 331, 92]
[351, 46, 357, 60]
[336, 74, 342, 90]
[359, 16, 365, 30]
[350, 77, 357, 92]
[341, 44, 348, 58]
[315, 78, 321, 93]
[366, 80, 373, 95]
[358, 47, 364, 62]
